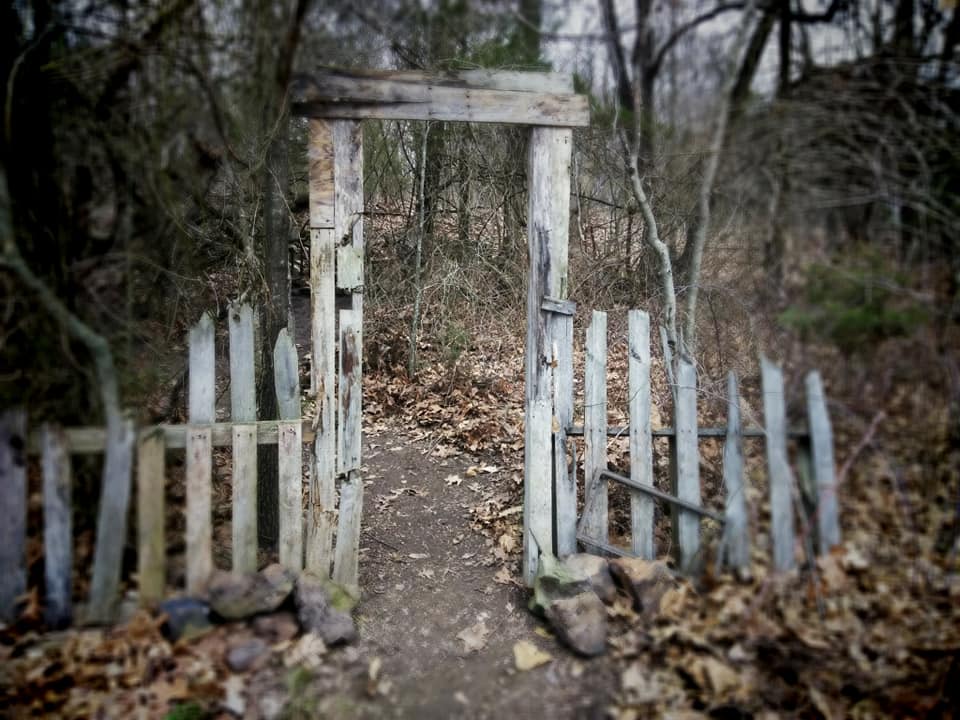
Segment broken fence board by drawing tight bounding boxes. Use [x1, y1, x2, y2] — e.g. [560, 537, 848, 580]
[42, 424, 72, 628]
[337, 308, 362, 475]
[0, 409, 27, 623]
[87, 416, 135, 624]
[628, 309, 655, 560]
[762, 356, 796, 573]
[332, 473, 363, 594]
[673, 359, 701, 574]
[137, 429, 166, 605]
[580, 310, 608, 544]
[806, 371, 840, 553]
[721, 372, 749, 572]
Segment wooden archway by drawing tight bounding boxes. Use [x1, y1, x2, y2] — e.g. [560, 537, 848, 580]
[292, 68, 590, 586]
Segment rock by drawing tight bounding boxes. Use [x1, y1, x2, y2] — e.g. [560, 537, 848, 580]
[208, 564, 295, 620]
[225, 636, 269, 672]
[529, 552, 593, 617]
[295, 572, 357, 645]
[561, 554, 617, 605]
[158, 597, 212, 641]
[544, 591, 607, 657]
[608, 557, 676, 615]
[253, 611, 300, 644]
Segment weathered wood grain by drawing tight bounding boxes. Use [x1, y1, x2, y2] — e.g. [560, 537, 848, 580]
[87, 416, 135, 624]
[337, 309, 362, 475]
[229, 303, 257, 422]
[628, 310, 655, 559]
[42, 424, 72, 628]
[137, 429, 166, 605]
[308, 123, 335, 567]
[185, 313, 215, 593]
[229, 303, 258, 573]
[806, 371, 840, 553]
[673, 359, 701, 573]
[332, 473, 363, 594]
[552, 311, 576, 557]
[762, 356, 795, 572]
[0, 409, 27, 622]
[295, 68, 575, 96]
[721, 371, 749, 572]
[292, 71, 589, 127]
[523, 126, 572, 584]
[278, 421, 303, 571]
[580, 310, 608, 545]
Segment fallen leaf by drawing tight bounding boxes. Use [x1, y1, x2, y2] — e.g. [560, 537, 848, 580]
[445, 474, 463, 486]
[457, 621, 491, 652]
[409, 553, 430, 560]
[513, 640, 552, 671]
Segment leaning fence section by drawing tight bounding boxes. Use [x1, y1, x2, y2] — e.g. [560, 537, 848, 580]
[0, 303, 363, 627]
[561, 308, 840, 577]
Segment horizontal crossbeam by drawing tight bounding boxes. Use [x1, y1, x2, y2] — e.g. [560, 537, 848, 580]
[598, 468, 726, 523]
[566, 425, 809, 438]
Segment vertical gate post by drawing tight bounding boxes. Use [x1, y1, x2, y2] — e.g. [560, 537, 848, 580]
[524, 126, 572, 585]
[307, 119, 337, 576]
[628, 309, 655, 559]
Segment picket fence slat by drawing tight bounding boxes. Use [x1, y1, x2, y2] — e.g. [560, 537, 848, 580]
[552, 311, 576, 557]
[806, 371, 840, 552]
[673, 359, 701, 573]
[186, 312, 215, 594]
[332, 474, 363, 594]
[88, 416, 135, 624]
[628, 310, 655, 559]
[580, 310, 608, 544]
[229, 303, 258, 573]
[337, 309, 362, 475]
[276, 329, 304, 571]
[721, 372, 749, 572]
[308, 119, 337, 576]
[762, 356, 795, 572]
[42, 425, 72, 628]
[137, 429, 166, 605]
[0, 409, 27, 622]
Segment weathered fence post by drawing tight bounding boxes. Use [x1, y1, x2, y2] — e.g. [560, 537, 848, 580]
[186, 312, 215, 593]
[0, 409, 27, 622]
[42, 424, 72, 628]
[761, 356, 795, 572]
[628, 309, 655, 559]
[806, 370, 840, 552]
[673, 359, 701, 573]
[230, 302, 258, 572]
[275, 329, 303, 571]
[523, 126, 572, 584]
[580, 310, 608, 545]
[88, 415, 135, 623]
[137, 428, 166, 605]
[550, 300, 576, 557]
[332, 119, 365, 592]
[721, 371, 749, 572]
[307, 119, 337, 576]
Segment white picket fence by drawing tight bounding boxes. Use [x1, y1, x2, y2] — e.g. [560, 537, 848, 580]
[559, 309, 840, 575]
[0, 302, 363, 626]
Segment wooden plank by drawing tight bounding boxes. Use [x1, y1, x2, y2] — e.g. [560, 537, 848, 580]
[332, 472, 363, 594]
[292, 71, 589, 127]
[577, 534, 632, 559]
[336, 245, 363, 291]
[278, 421, 303, 571]
[541, 296, 576, 316]
[308, 119, 336, 231]
[806, 371, 840, 553]
[186, 312, 215, 594]
[0, 409, 27, 623]
[721, 372, 749, 573]
[275, 330, 303, 571]
[337, 308, 362, 475]
[762, 356, 795, 572]
[231, 424, 258, 573]
[523, 126, 572, 584]
[628, 310, 655, 559]
[137, 429, 166, 605]
[673, 359, 701, 573]
[230, 302, 257, 573]
[579, 310, 608, 544]
[87, 416, 135, 624]
[553, 313, 576, 557]
[600, 469, 725, 522]
[42, 424, 72, 628]
[566, 425, 807, 439]
[295, 68, 576, 95]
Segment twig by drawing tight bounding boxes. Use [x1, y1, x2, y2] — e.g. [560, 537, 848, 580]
[837, 410, 886, 487]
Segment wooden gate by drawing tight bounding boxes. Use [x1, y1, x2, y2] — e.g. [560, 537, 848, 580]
[558, 309, 841, 576]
